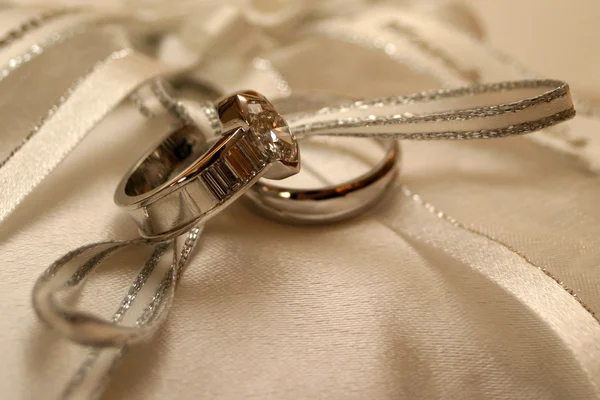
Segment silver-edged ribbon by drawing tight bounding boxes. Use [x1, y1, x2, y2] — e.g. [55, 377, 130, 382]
[0, 8, 174, 225]
[33, 227, 202, 399]
[286, 79, 573, 140]
[33, 228, 202, 347]
[151, 76, 573, 142]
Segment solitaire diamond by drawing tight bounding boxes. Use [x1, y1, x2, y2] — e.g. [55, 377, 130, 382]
[247, 100, 297, 163]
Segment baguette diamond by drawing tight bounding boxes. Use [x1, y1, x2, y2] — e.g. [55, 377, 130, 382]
[202, 133, 270, 201]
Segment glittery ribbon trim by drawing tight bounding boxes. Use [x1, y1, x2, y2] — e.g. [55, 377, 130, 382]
[33, 227, 202, 347]
[286, 79, 574, 139]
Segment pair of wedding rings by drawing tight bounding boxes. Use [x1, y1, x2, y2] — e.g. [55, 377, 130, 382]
[114, 90, 400, 239]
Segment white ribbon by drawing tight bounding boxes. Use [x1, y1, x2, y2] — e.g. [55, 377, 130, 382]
[33, 227, 202, 399]
[286, 80, 573, 140]
[33, 227, 202, 347]
[0, 8, 173, 224]
[310, 7, 600, 170]
[148, 76, 574, 142]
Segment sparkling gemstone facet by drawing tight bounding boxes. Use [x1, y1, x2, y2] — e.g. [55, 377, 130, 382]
[247, 100, 297, 163]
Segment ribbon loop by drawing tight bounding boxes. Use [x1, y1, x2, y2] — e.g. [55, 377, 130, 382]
[287, 79, 574, 139]
[32, 227, 202, 347]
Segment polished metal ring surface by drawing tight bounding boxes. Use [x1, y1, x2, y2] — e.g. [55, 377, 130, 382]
[244, 139, 400, 224]
[115, 90, 300, 239]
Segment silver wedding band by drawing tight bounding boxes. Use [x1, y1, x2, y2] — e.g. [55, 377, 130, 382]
[245, 138, 400, 224]
[115, 90, 300, 239]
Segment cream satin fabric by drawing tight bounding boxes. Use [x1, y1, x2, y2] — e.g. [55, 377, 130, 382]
[2, 106, 599, 399]
[0, 3, 600, 400]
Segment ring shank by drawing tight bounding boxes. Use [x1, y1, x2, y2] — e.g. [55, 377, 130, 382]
[123, 125, 209, 197]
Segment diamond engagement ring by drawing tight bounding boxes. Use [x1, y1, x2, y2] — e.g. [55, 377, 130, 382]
[114, 90, 300, 239]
